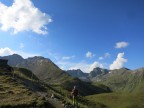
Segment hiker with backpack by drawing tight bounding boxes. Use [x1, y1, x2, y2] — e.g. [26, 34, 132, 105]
[71, 86, 78, 107]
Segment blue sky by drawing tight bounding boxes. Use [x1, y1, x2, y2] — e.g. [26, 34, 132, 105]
[0, 0, 144, 72]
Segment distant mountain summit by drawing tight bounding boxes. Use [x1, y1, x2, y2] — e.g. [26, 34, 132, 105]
[67, 69, 88, 77]
[89, 67, 109, 78]
[0, 54, 24, 66]
[17, 56, 70, 83]
[66, 67, 109, 81]
[66, 69, 89, 81]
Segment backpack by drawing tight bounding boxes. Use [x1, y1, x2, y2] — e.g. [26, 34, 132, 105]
[71, 89, 78, 97]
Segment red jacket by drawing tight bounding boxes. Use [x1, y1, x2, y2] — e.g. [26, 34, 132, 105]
[71, 88, 78, 97]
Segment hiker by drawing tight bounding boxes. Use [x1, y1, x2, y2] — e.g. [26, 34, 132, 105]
[71, 86, 78, 107]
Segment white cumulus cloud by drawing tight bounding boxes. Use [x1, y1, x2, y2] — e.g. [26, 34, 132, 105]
[0, 0, 52, 34]
[109, 52, 127, 70]
[0, 47, 40, 58]
[0, 47, 15, 56]
[86, 51, 95, 58]
[88, 61, 104, 72]
[115, 41, 129, 49]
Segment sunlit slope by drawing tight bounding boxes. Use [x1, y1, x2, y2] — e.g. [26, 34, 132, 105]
[86, 92, 144, 108]
[101, 68, 144, 92]
[0, 67, 53, 107]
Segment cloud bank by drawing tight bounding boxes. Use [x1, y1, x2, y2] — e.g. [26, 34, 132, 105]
[109, 52, 127, 70]
[0, 47, 15, 56]
[115, 42, 129, 49]
[0, 47, 40, 58]
[0, 0, 52, 34]
[56, 60, 103, 73]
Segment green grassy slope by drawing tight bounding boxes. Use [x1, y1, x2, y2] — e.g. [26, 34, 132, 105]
[0, 67, 53, 108]
[85, 68, 144, 108]
[50, 77, 111, 108]
[15, 67, 110, 108]
[101, 68, 144, 93]
[60, 77, 111, 96]
[0, 65, 109, 108]
[86, 92, 144, 108]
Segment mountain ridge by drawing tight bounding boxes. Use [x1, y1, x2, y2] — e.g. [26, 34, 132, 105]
[0, 54, 111, 96]
[66, 67, 109, 82]
[0, 54, 70, 83]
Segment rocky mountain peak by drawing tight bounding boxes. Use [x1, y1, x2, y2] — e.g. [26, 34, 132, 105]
[0, 54, 24, 66]
[89, 67, 109, 78]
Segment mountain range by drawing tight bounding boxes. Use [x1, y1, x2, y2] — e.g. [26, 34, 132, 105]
[0, 54, 144, 108]
[66, 67, 109, 82]
[67, 66, 144, 93]
[0, 54, 110, 96]
[0, 54, 69, 83]
[1, 54, 144, 93]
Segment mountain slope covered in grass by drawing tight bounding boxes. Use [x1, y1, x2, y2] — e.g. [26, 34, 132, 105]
[86, 92, 144, 108]
[101, 68, 144, 92]
[0, 66, 54, 107]
[85, 68, 144, 108]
